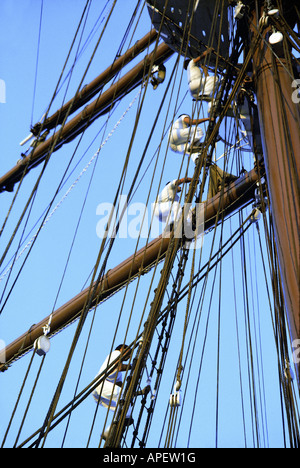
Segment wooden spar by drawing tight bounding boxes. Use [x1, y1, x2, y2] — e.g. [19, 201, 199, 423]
[0, 166, 262, 370]
[36, 29, 158, 133]
[249, 5, 300, 385]
[0, 41, 173, 193]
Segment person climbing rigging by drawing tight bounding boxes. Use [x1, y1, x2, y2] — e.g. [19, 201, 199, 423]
[153, 178, 193, 227]
[185, 48, 219, 101]
[92, 344, 150, 441]
[153, 178, 200, 245]
[185, 49, 235, 119]
[169, 114, 212, 163]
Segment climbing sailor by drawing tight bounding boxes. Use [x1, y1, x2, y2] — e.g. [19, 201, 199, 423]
[92, 344, 150, 441]
[185, 48, 218, 102]
[169, 114, 211, 163]
[185, 49, 237, 120]
[153, 178, 195, 238]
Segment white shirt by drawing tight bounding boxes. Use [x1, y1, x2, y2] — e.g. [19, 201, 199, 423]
[187, 60, 218, 99]
[98, 350, 122, 384]
[93, 350, 123, 406]
[155, 180, 179, 204]
[154, 180, 182, 225]
[169, 115, 203, 153]
[92, 350, 133, 419]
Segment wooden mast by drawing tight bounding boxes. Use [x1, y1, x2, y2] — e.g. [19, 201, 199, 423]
[249, 1, 299, 384]
[0, 166, 262, 370]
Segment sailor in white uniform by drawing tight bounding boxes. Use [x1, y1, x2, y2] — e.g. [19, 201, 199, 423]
[93, 345, 132, 418]
[93, 345, 150, 440]
[153, 178, 192, 224]
[153, 177, 195, 240]
[169, 114, 211, 163]
[186, 49, 219, 101]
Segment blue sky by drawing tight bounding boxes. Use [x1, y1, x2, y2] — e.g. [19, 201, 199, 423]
[0, 0, 299, 448]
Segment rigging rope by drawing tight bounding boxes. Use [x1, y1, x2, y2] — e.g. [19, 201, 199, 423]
[0, 87, 142, 284]
[0, 0, 112, 313]
[1, 349, 37, 448]
[31, 8, 176, 445]
[116, 0, 264, 446]
[3, 0, 299, 450]
[0, 0, 93, 244]
[31, 0, 44, 126]
[14, 211, 262, 448]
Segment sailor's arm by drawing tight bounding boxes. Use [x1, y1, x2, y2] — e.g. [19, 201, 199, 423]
[176, 177, 193, 186]
[183, 116, 212, 126]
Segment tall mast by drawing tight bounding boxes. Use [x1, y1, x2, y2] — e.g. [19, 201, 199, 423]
[247, 0, 299, 385]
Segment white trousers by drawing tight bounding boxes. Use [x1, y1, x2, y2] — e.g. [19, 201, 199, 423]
[189, 74, 218, 100]
[93, 380, 132, 419]
[169, 126, 204, 153]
